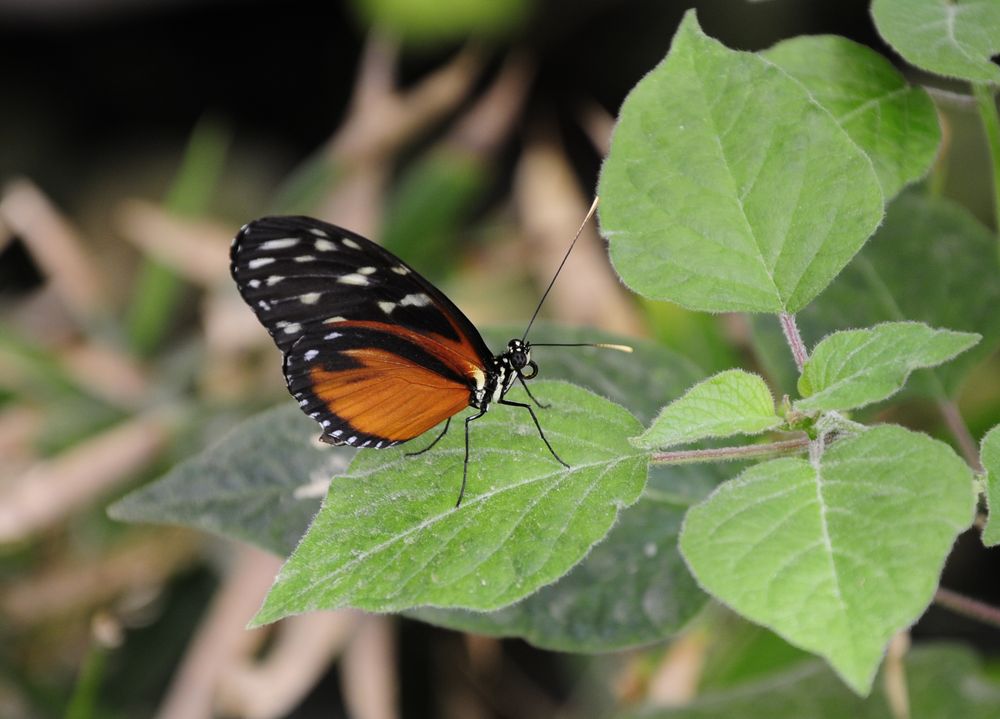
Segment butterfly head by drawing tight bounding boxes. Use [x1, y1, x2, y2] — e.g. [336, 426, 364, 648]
[503, 338, 538, 380]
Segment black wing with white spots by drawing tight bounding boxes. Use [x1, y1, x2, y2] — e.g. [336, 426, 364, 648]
[230, 215, 491, 358]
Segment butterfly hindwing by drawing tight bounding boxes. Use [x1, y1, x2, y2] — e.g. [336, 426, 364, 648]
[231, 216, 491, 446]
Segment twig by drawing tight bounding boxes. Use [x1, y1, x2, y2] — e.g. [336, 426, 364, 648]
[937, 399, 983, 472]
[646, 627, 709, 706]
[341, 615, 399, 719]
[934, 586, 1000, 629]
[778, 312, 808, 372]
[156, 546, 281, 719]
[0, 409, 175, 543]
[883, 633, 911, 719]
[218, 610, 360, 719]
[651, 436, 810, 465]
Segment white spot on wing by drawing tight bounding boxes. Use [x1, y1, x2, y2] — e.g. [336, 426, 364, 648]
[283, 323, 302, 334]
[347, 435, 357, 444]
[309, 227, 328, 237]
[378, 301, 395, 314]
[315, 239, 336, 251]
[300, 292, 321, 304]
[304, 349, 319, 361]
[358, 266, 376, 275]
[332, 429, 343, 437]
[267, 275, 284, 286]
[261, 237, 298, 250]
[400, 293, 431, 307]
[338, 273, 368, 286]
[342, 238, 361, 250]
[248, 257, 275, 269]
[258, 300, 271, 311]
[294, 255, 316, 263]
[392, 265, 410, 275]
[247, 279, 261, 288]
[324, 317, 347, 324]
[324, 332, 342, 340]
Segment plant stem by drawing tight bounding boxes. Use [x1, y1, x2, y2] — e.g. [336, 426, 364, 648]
[972, 83, 1000, 260]
[778, 312, 808, 372]
[651, 436, 810, 465]
[937, 399, 983, 472]
[934, 587, 1000, 629]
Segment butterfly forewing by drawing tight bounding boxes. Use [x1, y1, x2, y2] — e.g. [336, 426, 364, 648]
[231, 216, 492, 447]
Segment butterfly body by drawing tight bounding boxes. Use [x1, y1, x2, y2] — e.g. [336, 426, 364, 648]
[230, 216, 562, 504]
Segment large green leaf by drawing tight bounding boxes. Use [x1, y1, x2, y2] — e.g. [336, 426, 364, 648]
[981, 424, 1000, 547]
[633, 369, 782, 450]
[752, 191, 1000, 399]
[680, 425, 975, 694]
[413, 467, 716, 652]
[872, 0, 1000, 84]
[625, 645, 1000, 718]
[108, 405, 353, 556]
[796, 322, 980, 412]
[416, 331, 723, 651]
[763, 35, 941, 200]
[599, 10, 883, 314]
[252, 381, 648, 622]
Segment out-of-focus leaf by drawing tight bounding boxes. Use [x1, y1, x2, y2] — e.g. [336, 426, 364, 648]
[764, 35, 940, 199]
[109, 405, 351, 556]
[382, 149, 489, 281]
[251, 382, 648, 622]
[599, 11, 882, 313]
[350, 0, 528, 43]
[872, 0, 1000, 84]
[680, 425, 975, 694]
[625, 645, 1000, 718]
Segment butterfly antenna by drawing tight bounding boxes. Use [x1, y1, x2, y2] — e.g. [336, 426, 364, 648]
[522, 196, 600, 342]
[529, 342, 633, 353]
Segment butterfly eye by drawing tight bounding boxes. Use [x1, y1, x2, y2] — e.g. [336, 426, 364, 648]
[511, 350, 527, 368]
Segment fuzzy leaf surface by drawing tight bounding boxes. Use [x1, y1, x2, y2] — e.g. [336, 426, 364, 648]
[764, 35, 941, 199]
[599, 11, 882, 313]
[871, 0, 1000, 84]
[252, 381, 648, 622]
[680, 425, 974, 694]
[796, 322, 980, 412]
[633, 369, 781, 449]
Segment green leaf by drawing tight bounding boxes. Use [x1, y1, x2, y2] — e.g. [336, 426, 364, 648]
[679, 425, 974, 694]
[796, 322, 981, 412]
[752, 191, 1000, 399]
[412, 470, 715, 651]
[382, 149, 489, 281]
[252, 381, 648, 623]
[632, 370, 781, 450]
[109, 405, 354, 556]
[624, 645, 1000, 718]
[598, 10, 883, 314]
[871, 0, 1000, 84]
[350, 0, 527, 43]
[763, 35, 941, 200]
[981, 424, 1000, 547]
[417, 330, 724, 652]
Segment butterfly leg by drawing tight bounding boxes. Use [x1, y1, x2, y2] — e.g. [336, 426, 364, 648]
[457, 410, 487, 508]
[499, 399, 569, 469]
[516, 372, 550, 409]
[406, 417, 452, 458]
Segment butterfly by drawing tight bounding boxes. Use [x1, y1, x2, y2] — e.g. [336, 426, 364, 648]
[230, 199, 625, 506]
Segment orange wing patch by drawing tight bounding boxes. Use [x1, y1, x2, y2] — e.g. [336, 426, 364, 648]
[309, 347, 471, 442]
